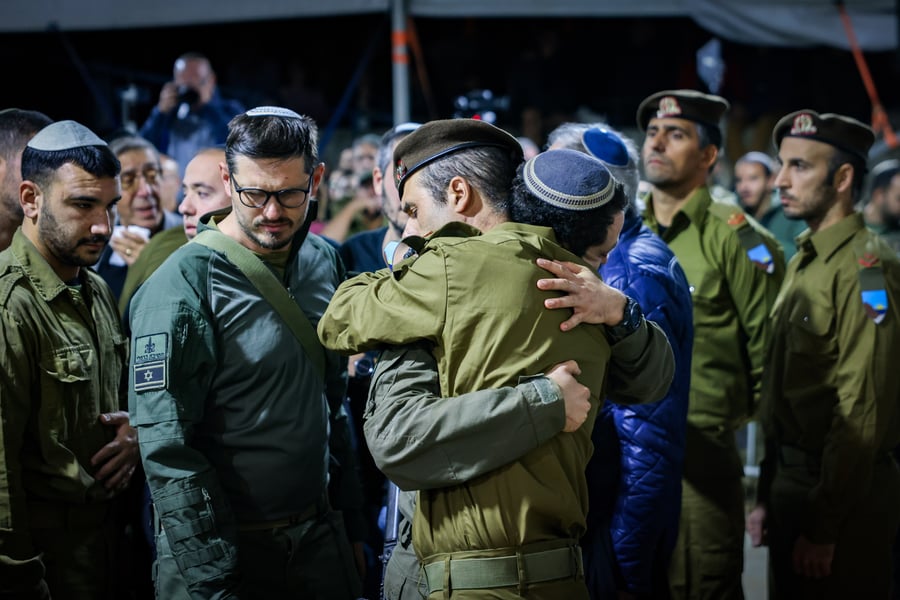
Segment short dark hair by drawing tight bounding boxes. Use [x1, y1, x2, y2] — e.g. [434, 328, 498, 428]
[0, 108, 53, 161]
[826, 147, 866, 202]
[225, 112, 319, 176]
[694, 122, 722, 150]
[21, 144, 120, 190]
[508, 163, 628, 258]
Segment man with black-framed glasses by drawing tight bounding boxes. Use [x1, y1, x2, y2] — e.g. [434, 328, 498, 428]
[128, 106, 365, 599]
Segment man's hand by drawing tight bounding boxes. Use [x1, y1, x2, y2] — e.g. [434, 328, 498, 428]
[536, 258, 627, 331]
[91, 411, 139, 497]
[109, 230, 150, 266]
[746, 504, 767, 547]
[792, 535, 835, 579]
[545, 360, 591, 432]
[156, 81, 179, 113]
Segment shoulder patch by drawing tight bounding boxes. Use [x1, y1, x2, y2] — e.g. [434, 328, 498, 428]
[709, 203, 775, 274]
[133, 333, 169, 391]
[856, 248, 888, 324]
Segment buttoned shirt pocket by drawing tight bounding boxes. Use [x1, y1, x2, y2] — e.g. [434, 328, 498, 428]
[38, 344, 94, 442]
[787, 296, 836, 360]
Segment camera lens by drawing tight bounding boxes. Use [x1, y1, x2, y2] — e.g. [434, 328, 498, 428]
[176, 86, 200, 106]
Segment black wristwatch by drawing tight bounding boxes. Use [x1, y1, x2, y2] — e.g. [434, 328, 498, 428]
[604, 296, 643, 343]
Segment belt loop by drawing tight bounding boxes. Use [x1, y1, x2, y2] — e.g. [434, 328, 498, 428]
[516, 550, 527, 596]
[154, 503, 161, 536]
[572, 544, 584, 579]
[443, 556, 451, 600]
[418, 562, 430, 598]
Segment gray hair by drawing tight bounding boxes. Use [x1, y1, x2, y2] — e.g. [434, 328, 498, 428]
[416, 145, 519, 216]
[547, 121, 641, 207]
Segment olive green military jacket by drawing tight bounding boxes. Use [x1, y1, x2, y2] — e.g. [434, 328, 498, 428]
[643, 186, 785, 432]
[118, 225, 187, 318]
[0, 230, 127, 585]
[319, 221, 620, 560]
[758, 213, 900, 543]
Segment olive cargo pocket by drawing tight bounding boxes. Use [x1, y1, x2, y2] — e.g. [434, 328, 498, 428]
[38, 344, 93, 442]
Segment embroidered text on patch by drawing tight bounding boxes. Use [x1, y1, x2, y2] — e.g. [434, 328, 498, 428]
[133, 333, 168, 391]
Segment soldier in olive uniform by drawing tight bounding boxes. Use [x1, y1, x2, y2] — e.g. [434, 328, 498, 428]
[637, 90, 786, 599]
[0, 121, 139, 599]
[320, 121, 674, 599]
[747, 111, 900, 598]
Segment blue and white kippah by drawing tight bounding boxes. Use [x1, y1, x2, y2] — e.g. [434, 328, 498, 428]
[523, 148, 616, 211]
[245, 106, 302, 119]
[27, 120, 107, 151]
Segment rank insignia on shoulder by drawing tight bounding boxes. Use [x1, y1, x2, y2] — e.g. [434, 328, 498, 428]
[133, 333, 168, 391]
[746, 243, 775, 274]
[858, 252, 879, 268]
[727, 212, 746, 227]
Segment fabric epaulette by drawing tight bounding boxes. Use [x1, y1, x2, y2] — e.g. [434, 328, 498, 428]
[854, 238, 889, 324]
[0, 267, 25, 307]
[708, 202, 775, 274]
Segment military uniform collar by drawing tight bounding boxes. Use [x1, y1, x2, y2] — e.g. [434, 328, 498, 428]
[198, 206, 232, 234]
[643, 185, 712, 235]
[797, 212, 865, 263]
[197, 205, 308, 262]
[407, 221, 561, 254]
[9, 229, 79, 302]
[402, 221, 481, 254]
[491, 221, 559, 245]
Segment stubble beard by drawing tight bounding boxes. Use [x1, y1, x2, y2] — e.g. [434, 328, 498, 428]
[39, 202, 107, 267]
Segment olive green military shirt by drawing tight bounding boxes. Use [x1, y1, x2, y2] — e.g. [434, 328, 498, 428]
[759, 212, 900, 543]
[643, 186, 785, 431]
[319, 221, 612, 559]
[0, 230, 128, 582]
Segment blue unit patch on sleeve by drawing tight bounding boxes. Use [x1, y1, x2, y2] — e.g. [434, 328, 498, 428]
[133, 333, 168, 391]
[861, 289, 888, 324]
[747, 243, 775, 274]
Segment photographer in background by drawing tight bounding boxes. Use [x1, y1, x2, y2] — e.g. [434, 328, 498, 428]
[139, 52, 244, 176]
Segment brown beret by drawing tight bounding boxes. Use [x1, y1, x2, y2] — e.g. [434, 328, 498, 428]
[772, 109, 874, 161]
[393, 118, 524, 197]
[636, 89, 730, 133]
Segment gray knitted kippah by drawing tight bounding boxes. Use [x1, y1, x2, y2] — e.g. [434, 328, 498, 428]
[26, 120, 107, 151]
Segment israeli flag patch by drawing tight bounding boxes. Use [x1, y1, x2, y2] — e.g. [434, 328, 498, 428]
[747, 243, 775, 274]
[133, 333, 168, 391]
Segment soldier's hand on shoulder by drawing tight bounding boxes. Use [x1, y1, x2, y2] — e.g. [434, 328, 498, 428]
[535, 258, 626, 331]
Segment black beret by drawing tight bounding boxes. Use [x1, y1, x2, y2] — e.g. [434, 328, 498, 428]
[772, 109, 874, 161]
[636, 89, 730, 133]
[393, 118, 523, 197]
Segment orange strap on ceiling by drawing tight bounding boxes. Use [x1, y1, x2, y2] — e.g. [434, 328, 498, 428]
[836, 1, 898, 149]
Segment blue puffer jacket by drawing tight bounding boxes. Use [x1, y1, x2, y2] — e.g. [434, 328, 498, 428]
[583, 206, 694, 598]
